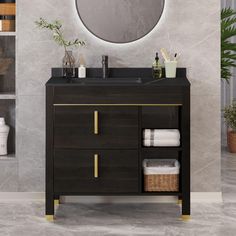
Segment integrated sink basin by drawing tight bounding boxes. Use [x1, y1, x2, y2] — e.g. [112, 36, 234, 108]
[50, 68, 187, 87]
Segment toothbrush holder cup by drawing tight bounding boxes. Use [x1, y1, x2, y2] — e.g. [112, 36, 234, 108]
[164, 61, 177, 78]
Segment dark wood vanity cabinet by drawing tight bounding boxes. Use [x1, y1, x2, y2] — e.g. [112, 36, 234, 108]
[46, 68, 191, 220]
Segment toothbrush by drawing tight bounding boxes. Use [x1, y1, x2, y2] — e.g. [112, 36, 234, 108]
[174, 53, 177, 61]
[175, 53, 181, 61]
[160, 48, 170, 62]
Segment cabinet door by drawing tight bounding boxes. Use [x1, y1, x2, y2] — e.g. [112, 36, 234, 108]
[54, 149, 139, 193]
[54, 106, 138, 149]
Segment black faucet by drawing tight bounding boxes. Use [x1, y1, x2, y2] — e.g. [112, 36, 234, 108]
[102, 55, 109, 78]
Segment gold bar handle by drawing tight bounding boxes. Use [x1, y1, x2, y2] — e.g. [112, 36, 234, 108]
[94, 154, 99, 178]
[94, 111, 99, 135]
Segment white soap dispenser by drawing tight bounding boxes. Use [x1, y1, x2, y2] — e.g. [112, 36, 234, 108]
[79, 64, 86, 78]
[0, 117, 10, 156]
[78, 54, 86, 78]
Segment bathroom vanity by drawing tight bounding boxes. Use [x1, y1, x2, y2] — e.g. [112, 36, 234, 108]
[45, 68, 190, 221]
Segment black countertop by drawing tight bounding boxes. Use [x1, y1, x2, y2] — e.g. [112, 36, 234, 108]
[46, 68, 190, 87]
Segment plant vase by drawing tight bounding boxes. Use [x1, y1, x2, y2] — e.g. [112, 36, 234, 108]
[227, 129, 236, 153]
[62, 50, 76, 78]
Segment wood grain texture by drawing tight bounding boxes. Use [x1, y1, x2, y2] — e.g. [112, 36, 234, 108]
[53, 87, 184, 105]
[54, 149, 139, 193]
[46, 86, 54, 215]
[141, 106, 179, 129]
[0, 58, 13, 74]
[54, 106, 139, 149]
[0, 37, 15, 93]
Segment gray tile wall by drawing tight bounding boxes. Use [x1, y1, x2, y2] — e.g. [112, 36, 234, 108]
[11, 0, 221, 192]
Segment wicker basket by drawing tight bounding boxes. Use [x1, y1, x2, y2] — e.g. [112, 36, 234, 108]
[143, 159, 179, 192]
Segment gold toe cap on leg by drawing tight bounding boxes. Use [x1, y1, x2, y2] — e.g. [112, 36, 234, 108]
[181, 215, 191, 221]
[46, 215, 54, 221]
[54, 199, 60, 206]
[177, 200, 182, 205]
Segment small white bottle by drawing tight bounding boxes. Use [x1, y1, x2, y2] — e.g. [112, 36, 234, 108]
[79, 64, 86, 78]
[0, 118, 9, 156]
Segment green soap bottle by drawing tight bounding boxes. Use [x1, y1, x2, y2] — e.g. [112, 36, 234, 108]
[152, 53, 162, 79]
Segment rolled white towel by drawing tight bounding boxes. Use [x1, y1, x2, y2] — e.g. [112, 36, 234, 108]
[143, 129, 152, 140]
[143, 139, 152, 147]
[143, 129, 180, 140]
[143, 139, 180, 147]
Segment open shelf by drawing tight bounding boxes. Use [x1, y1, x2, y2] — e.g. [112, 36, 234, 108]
[0, 153, 15, 160]
[0, 32, 16, 36]
[0, 92, 16, 99]
[0, 36, 15, 94]
[141, 106, 180, 129]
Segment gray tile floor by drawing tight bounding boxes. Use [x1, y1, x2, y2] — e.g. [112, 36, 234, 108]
[1, 147, 236, 236]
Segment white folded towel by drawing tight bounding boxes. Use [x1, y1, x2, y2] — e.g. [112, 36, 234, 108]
[143, 129, 180, 140]
[143, 139, 180, 147]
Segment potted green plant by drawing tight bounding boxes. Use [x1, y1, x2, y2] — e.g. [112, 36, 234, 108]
[224, 103, 236, 153]
[35, 18, 85, 78]
[221, 7, 236, 82]
[221, 8, 236, 152]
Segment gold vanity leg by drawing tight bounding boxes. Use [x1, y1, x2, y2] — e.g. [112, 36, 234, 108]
[177, 199, 182, 205]
[181, 215, 191, 221]
[46, 215, 54, 222]
[54, 199, 60, 206]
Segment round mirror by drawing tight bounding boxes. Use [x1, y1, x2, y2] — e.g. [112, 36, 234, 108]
[76, 0, 165, 43]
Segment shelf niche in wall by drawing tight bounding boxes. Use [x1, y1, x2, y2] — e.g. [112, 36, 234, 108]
[0, 0, 16, 160]
[0, 0, 16, 32]
[0, 36, 15, 94]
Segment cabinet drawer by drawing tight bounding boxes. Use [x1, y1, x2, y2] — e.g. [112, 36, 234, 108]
[54, 106, 138, 149]
[53, 86, 184, 104]
[54, 149, 139, 193]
